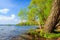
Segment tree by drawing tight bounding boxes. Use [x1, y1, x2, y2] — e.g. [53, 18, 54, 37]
[28, 0, 52, 28]
[29, 0, 60, 33]
[29, 0, 52, 25]
[18, 9, 28, 22]
[43, 0, 60, 33]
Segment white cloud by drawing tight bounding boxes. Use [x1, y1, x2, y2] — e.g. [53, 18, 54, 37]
[0, 8, 9, 14]
[19, 20, 26, 23]
[0, 14, 27, 24]
[0, 14, 15, 20]
[0, 14, 19, 24]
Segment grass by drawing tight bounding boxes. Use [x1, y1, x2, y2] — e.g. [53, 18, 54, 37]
[40, 33, 60, 38]
[28, 29, 60, 38]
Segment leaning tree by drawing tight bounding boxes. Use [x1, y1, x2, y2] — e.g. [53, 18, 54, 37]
[43, 0, 60, 33]
[29, 0, 60, 33]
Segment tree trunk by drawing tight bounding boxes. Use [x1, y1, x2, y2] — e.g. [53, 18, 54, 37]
[43, 0, 60, 33]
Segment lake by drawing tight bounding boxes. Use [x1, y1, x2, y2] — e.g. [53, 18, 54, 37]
[0, 26, 37, 40]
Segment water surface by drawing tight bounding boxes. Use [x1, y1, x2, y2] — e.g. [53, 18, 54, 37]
[0, 26, 37, 40]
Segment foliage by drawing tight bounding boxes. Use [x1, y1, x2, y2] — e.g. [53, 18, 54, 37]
[18, 9, 28, 21]
[16, 21, 39, 26]
[18, 0, 52, 26]
[28, 0, 52, 25]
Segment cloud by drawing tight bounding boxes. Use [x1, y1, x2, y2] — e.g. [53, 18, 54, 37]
[19, 20, 26, 23]
[0, 14, 27, 24]
[0, 8, 9, 14]
[0, 14, 20, 24]
[0, 14, 15, 20]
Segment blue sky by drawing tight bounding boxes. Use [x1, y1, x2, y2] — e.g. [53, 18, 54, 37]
[0, 0, 31, 24]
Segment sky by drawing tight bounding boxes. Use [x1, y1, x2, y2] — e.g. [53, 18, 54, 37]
[0, 0, 31, 24]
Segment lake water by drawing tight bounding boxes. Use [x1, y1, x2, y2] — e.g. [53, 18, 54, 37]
[0, 26, 37, 40]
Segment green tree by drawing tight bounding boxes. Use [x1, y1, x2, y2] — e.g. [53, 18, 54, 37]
[18, 9, 28, 22]
[28, 0, 52, 26]
[43, 0, 60, 33]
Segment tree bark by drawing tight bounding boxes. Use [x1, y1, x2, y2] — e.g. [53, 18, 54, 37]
[43, 0, 60, 33]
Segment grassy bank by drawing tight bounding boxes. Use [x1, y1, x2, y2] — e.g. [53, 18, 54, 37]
[16, 21, 39, 26]
[27, 28, 60, 38]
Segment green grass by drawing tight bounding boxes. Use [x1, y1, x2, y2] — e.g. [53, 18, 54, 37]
[40, 33, 60, 38]
[28, 29, 60, 38]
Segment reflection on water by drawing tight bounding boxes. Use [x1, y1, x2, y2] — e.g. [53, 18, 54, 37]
[0, 26, 36, 40]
